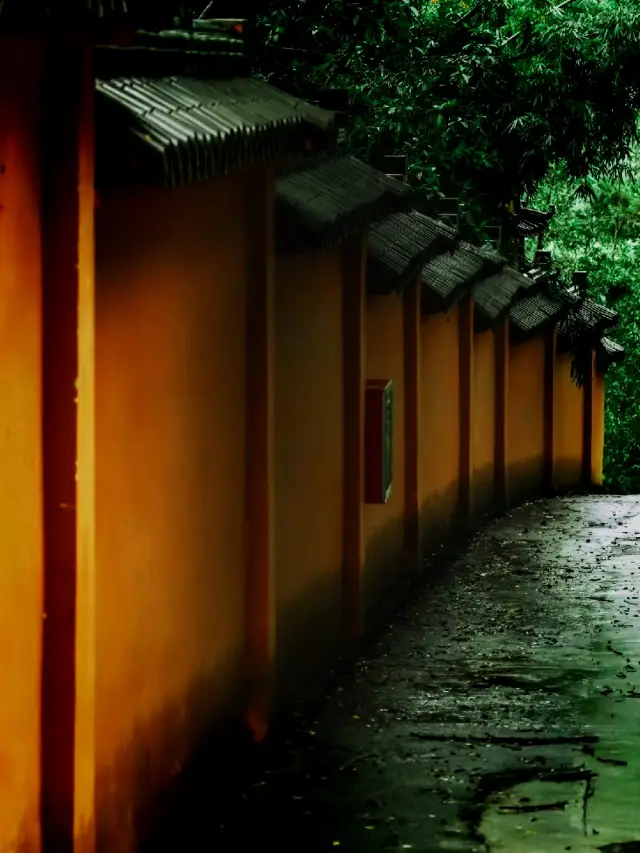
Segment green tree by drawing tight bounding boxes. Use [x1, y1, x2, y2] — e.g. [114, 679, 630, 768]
[254, 0, 640, 222]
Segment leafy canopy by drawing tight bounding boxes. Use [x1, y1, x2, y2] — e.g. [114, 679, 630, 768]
[254, 0, 640, 215]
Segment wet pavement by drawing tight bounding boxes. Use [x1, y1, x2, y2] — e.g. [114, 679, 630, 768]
[163, 496, 640, 853]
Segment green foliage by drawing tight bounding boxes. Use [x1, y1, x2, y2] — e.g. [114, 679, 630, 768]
[253, 0, 640, 219]
[528, 158, 640, 492]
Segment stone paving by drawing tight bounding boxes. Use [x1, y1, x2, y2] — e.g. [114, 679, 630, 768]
[158, 496, 640, 853]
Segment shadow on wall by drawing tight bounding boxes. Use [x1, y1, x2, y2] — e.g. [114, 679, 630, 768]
[275, 573, 342, 707]
[93, 174, 250, 853]
[509, 459, 547, 505]
[554, 352, 584, 490]
[555, 459, 583, 490]
[420, 479, 459, 553]
[592, 371, 605, 486]
[472, 463, 496, 520]
[364, 292, 406, 615]
[0, 36, 45, 853]
[420, 467, 497, 558]
[273, 247, 345, 709]
[419, 306, 460, 552]
[473, 331, 496, 518]
[364, 515, 410, 619]
[4, 812, 39, 853]
[509, 337, 545, 501]
[94, 659, 245, 853]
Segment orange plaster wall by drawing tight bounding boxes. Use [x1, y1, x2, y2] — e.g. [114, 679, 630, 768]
[274, 248, 344, 700]
[508, 336, 545, 498]
[554, 351, 584, 489]
[364, 293, 405, 609]
[74, 43, 97, 852]
[592, 370, 605, 486]
[94, 173, 250, 851]
[472, 330, 496, 516]
[419, 307, 460, 548]
[0, 38, 44, 853]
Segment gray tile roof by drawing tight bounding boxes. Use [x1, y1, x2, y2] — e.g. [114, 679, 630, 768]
[472, 266, 533, 329]
[596, 336, 625, 371]
[367, 211, 457, 293]
[505, 266, 541, 291]
[566, 296, 618, 328]
[276, 155, 413, 252]
[509, 290, 568, 338]
[95, 76, 337, 187]
[558, 295, 619, 349]
[95, 23, 249, 79]
[421, 240, 504, 314]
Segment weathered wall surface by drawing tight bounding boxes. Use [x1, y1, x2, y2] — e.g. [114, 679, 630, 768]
[364, 293, 405, 610]
[508, 337, 546, 500]
[94, 173, 250, 851]
[419, 307, 460, 548]
[472, 330, 496, 516]
[274, 248, 344, 700]
[0, 37, 45, 853]
[554, 351, 584, 489]
[592, 370, 606, 486]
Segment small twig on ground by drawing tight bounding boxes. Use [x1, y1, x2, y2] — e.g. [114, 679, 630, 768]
[499, 800, 568, 813]
[583, 772, 596, 836]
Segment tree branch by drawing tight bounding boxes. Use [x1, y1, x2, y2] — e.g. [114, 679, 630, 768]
[504, 0, 583, 45]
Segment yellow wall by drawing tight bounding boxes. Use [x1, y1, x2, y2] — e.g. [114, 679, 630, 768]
[472, 330, 496, 516]
[0, 36, 601, 853]
[94, 173, 250, 851]
[554, 351, 584, 488]
[508, 337, 545, 499]
[364, 293, 405, 609]
[0, 38, 44, 853]
[274, 249, 344, 699]
[419, 307, 460, 547]
[592, 370, 605, 485]
[74, 43, 98, 853]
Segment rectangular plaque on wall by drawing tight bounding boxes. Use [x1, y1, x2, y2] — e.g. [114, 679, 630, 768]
[364, 379, 394, 504]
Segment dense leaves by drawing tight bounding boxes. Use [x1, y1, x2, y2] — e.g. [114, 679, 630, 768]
[253, 0, 640, 222]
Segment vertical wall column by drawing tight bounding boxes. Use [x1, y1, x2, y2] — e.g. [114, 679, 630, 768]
[543, 325, 557, 491]
[494, 315, 510, 511]
[402, 279, 421, 567]
[73, 44, 97, 853]
[39, 41, 95, 853]
[0, 36, 46, 853]
[581, 348, 595, 486]
[244, 168, 276, 743]
[458, 296, 475, 525]
[341, 235, 366, 644]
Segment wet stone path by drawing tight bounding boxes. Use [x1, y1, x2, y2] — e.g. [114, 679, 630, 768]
[173, 496, 640, 853]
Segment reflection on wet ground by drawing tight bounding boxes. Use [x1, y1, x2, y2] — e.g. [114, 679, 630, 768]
[157, 496, 640, 852]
